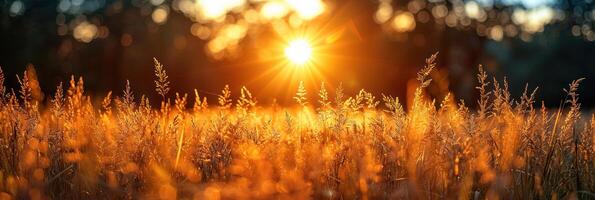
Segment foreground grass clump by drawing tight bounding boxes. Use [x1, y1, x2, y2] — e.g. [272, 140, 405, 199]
[0, 55, 593, 200]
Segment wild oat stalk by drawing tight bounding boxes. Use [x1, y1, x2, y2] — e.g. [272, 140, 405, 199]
[51, 82, 65, 116]
[364, 90, 379, 109]
[236, 86, 256, 113]
[294, 81, 308, 106]
[476, 65, 491, 119]
[66, 76, 85, 114]
[16, 70, 32, 108]
[410, 52, 438, 117]
[318, 81, 330, 109]
[175, 93, 188, 113]
[122, 80, 135, 109]
[382, 94, 405, 133]
[562, 78, 585, 128]
[518, 84, 538, 113]
[218, 85, 232, 109]
[193, 89, 208, 112]
[417, 52, 438, 88]
[382, 94, 402, 116]
[154, 58, 170, 100]
[333, 82, 347, 129]
[101, 91, 112, 115]
[317, 82, 331, 129]
[347, 89, 366, 112]
[334, 82, 345, 108]
[139, 95, 151, 114]
[563, 78, 585, 110]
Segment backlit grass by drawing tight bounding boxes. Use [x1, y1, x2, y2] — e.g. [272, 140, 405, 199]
[0, 55, 593, 199]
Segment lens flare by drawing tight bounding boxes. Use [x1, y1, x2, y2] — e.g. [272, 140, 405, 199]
[285, 39, 312, 65]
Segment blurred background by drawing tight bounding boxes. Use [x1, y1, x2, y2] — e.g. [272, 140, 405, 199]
[0, 0, 593, 107]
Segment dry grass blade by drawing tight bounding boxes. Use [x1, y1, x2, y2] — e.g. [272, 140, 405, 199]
[123, 79, 134, 108]
[318, 81, 330, 109]
[154, 57, 170, 100]
[294, 81, 308, 106]
[218, 84, 232, 109]
[476, 64, 491, 119]
[16, 70, 32, 105]
[417, 52, 438, 88]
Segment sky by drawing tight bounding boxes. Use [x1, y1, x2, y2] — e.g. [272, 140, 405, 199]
[0, 0, 594, 107]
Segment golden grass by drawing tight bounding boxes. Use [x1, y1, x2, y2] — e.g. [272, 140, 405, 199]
[0, 55, 593, 199]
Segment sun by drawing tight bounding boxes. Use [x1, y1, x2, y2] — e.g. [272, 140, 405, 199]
[285, 39, 312, 65]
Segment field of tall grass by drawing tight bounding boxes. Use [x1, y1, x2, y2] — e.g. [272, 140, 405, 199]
[0, 54, 593, 199]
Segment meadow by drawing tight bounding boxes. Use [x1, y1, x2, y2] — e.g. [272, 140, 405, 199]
[0, 54, 593, 199]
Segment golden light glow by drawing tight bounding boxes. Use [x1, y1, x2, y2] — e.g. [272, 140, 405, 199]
[195, 0, 246, 21]
[151, 7, 169, 24]
[286, 0, 325, 20]
[285, 39, 312, 65]
[392, 12, 416, 32]
[73, 22, 98, 43]
[261, 1, 289, 19]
